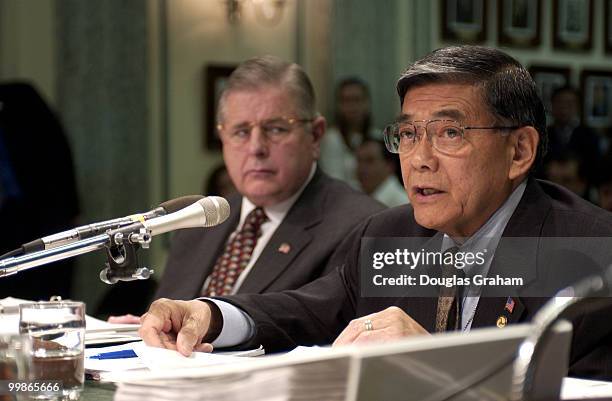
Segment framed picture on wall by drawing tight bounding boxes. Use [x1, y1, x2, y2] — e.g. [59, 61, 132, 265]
[605, 0, 612, 54]
[203, 64, 237, 150]
[441, 0, 487, 43]
[581, 70, 612, 130]
[498, 0, 541, 47]
[529, 65, 571, 116]
[553, 0, 593, 51]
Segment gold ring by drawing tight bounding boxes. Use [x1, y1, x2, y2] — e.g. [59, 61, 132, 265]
[364, 319, 373, 332]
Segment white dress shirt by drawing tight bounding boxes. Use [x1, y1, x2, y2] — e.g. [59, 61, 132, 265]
[370, 176, 409, 208]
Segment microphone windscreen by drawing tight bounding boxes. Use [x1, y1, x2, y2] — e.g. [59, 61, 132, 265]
[159, 195, 204, 213]
[200, 196, 230, 227]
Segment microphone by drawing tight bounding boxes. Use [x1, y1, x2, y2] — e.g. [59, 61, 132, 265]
[108, 196, 230, 240]
[21, 195, 204, 254]
[99, 196, 230, 283]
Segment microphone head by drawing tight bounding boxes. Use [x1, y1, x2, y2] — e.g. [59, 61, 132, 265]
[159, 195, 205, 214]
[200, 196, 231, 227]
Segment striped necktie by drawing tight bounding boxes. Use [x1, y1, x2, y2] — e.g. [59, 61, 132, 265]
[435, 246, 464, 332]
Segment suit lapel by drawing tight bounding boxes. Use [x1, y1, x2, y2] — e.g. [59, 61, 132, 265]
[238, 170, 325, 294]
[472, 296, 526, 328]
[394, 233, 443, 332]
[190, 196, 241, 294]
[473, 178, 551, 328]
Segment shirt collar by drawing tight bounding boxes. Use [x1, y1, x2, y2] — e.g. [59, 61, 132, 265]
[239, 163, 317, 228]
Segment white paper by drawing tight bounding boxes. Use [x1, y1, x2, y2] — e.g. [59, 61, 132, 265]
[561, 377, 612, 399]
[132, 341, 245, 371]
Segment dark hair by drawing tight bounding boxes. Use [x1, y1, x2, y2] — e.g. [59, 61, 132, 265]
[335, 77, 373, 147]
[217, 55, 316, 121]
[396, 45, 548, 169]
[360, 138, 402, 179]
[205, 163, 230, 196]
[360, 138, 395, 163]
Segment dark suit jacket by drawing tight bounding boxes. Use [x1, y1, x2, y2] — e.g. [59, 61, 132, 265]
[155, 169, 385, 299]
[222, 178, 612, 379]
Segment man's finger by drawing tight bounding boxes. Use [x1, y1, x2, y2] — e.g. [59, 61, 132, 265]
[108, 314, 141, 324]
[333, 318, 370, 347]
[138, 313, 166, 348]
[176, 314, 207, 356]
[194, 343, 214, 353]
[159, 332, 178, 351]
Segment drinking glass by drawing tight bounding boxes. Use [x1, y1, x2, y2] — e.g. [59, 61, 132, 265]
[19, 301, 85, 400]
[0, 334, 31, 401]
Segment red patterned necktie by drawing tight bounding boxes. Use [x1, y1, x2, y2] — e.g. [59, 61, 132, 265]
[202, 207, 268, 296]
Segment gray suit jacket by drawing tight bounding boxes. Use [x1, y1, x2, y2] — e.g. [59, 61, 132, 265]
[155, 169, 386, 299]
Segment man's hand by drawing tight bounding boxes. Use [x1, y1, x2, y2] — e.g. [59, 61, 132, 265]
[138, 298, 216, 356]
[107, 314, 141, 324]
[332, 306, 429, 347]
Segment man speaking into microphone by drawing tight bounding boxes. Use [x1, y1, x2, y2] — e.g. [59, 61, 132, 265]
[140, 46, 612, 380]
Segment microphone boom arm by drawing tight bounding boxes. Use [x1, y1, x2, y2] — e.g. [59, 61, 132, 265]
[0, 234, 110, 278]
[0, 196, 230, 283]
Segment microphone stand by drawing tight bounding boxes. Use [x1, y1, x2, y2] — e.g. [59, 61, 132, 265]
[0, 227, 154, 283]
[510, 266, 612, 401]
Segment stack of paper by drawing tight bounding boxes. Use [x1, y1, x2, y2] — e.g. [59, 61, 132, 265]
[112, 324, 574, 401]
[86, 341, 265, 382]
[113, 348, 350, 401]
[85, 315, 140, 346]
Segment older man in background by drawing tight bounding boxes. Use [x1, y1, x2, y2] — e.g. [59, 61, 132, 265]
[153, 56, 383, 302]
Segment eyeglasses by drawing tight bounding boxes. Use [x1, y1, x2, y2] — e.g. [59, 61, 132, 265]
[383, 119, 520, 155]
[217, 117, 314, 146]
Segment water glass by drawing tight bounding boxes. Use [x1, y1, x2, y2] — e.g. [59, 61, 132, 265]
[0, 334, 31, 401]
[19, 301, 85, 400]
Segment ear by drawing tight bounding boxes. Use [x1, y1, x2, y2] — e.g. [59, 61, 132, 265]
[311, 115, 326, 159]
[508, 126, 539, 181]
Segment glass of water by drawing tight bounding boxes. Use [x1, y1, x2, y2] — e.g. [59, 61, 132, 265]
[0, 334, 31, 401]
[19, 301, 85, 401]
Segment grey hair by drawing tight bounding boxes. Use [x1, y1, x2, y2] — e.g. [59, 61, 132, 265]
[397, 45, 547, 168]
[217, 55, 316, 122]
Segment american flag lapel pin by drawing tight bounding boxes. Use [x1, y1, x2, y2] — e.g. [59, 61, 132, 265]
[278, 243, 291, 254]
[504, 297, 515, 314]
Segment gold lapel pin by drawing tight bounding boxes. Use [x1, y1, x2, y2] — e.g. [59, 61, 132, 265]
[496, 316, 507, 328]
[278, 243, 291, 254]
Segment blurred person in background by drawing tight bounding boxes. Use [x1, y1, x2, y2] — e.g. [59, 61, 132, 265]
[0, 82, 80, 300]
[544, 151, 591, 201]
[203, 163, 237, 198]
[597, 154, 612, 212]
[545, 86, 602, 183]
[319, 77, 380, 187]
[355, 139, 408, 207]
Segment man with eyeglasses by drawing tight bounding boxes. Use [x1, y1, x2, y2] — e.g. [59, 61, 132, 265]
[150, 55, 383, 308]
[140, 46, 612, 379]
